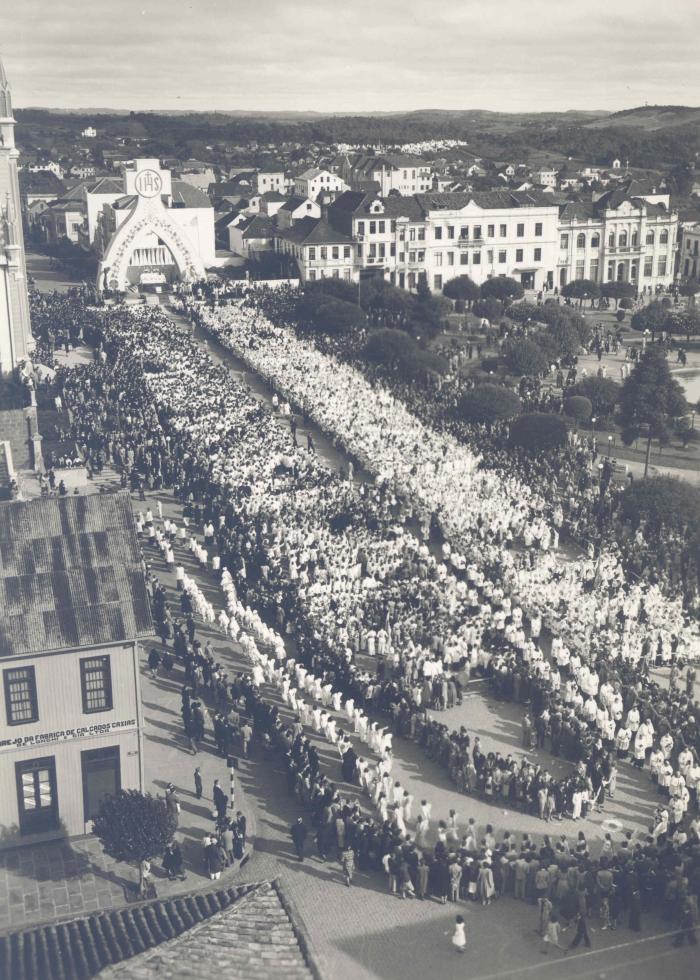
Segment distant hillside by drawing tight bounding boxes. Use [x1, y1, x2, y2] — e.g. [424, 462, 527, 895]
[584, 105, 700, 131]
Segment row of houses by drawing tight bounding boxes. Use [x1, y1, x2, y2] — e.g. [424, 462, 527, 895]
[18, 153, 696, 296]
[224, 178, 680, 293]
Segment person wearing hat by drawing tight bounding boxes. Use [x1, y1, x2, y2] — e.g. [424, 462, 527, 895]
[165, 783, 180, 827]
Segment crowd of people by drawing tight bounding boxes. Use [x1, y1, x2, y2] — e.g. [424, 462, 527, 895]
[25, 290, 700, 944]
[185, 285, 700, 614]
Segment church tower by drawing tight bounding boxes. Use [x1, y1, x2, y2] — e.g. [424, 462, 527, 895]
[0, 56, 33, 375]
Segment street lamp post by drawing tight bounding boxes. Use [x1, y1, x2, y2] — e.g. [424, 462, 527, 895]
[607, 435, 613, 457]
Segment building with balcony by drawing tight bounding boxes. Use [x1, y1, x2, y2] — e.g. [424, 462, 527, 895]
[329, 189, 559, 292]
[275, 217, 356, 283]
[558, 187, 677, 290]
[0, 492, 151, 842]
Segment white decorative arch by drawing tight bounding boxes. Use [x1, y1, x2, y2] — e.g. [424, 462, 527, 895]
[97, 196, 206, 291]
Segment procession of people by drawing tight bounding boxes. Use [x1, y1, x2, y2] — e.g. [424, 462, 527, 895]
[23, 286, 700, 951]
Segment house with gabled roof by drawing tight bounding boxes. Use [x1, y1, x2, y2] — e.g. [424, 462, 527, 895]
[275, 216, 356, 282]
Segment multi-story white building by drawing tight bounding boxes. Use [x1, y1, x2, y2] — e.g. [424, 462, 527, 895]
[81, 126, 97, 138]
[256, 169, 286, 195]
[680, 223, 700, 280]
[326, 183, 678, 295]
[294, 168, 347, 201]
[329, 189, 559, 292]
[338, 153, 433, 196]
[558, 186, 677, 290]
[533, 168, 558, 188]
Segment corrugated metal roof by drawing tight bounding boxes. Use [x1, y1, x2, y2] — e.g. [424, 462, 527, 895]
[0, 492, 152, 657]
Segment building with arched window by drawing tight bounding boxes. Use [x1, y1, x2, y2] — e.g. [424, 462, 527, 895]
[557, 182, 677, 290]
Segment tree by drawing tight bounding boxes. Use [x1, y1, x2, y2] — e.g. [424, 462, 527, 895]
[317, 297, 364, 335]
[565, 395, 593, 423]
[363, 328, 411, 368]
[296, 295, 363, 336]
[92, 790, 177, 897]
[601, 281, 637, 307]
[664, 308, 700, 342]
[480, 277, 524, 303]
[504, 338, 549, 376]
[630, 301, 668, 336]
[305, 278, 358, 304]
[443, 274, 480, 306]
[360, 279, 412, 323]
[456, 384, 521, 424]
[545, 318, 583, 360]
[472, 297, 505, 322]
[510, 412, 569, 452]
[362, 328, 447, 380]
[620, 476, 700, 533]
[398, 346, 449, 381]
[506, 301, 541, 324]
[570, 376, 621, 417]
[619, 347, 688, 476]
[415, 272, 432, 303]
[561, 279, 600, 304]
[678, 281, 700, 302]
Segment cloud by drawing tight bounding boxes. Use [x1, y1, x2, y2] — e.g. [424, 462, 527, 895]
[2, 0, 699, 112]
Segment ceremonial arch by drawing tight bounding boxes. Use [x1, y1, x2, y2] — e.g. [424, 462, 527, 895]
[97, 159, 208, 292]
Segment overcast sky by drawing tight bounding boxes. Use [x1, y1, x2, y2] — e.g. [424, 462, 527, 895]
[3, 0, 699, 114]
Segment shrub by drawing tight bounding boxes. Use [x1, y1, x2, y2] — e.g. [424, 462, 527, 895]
[630, 301, 667, 334]
[504, 338, 549, 376]
[564, 395, 593, 422]
[618, 297, 634, 310]
[480, 356, 500, 372]
[507, 301, 541, 324]
[616, 310, 626, 323]
[456, 384, 522, 424]
[570, 376, 621, 416]
[510, 412, 569, 452]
